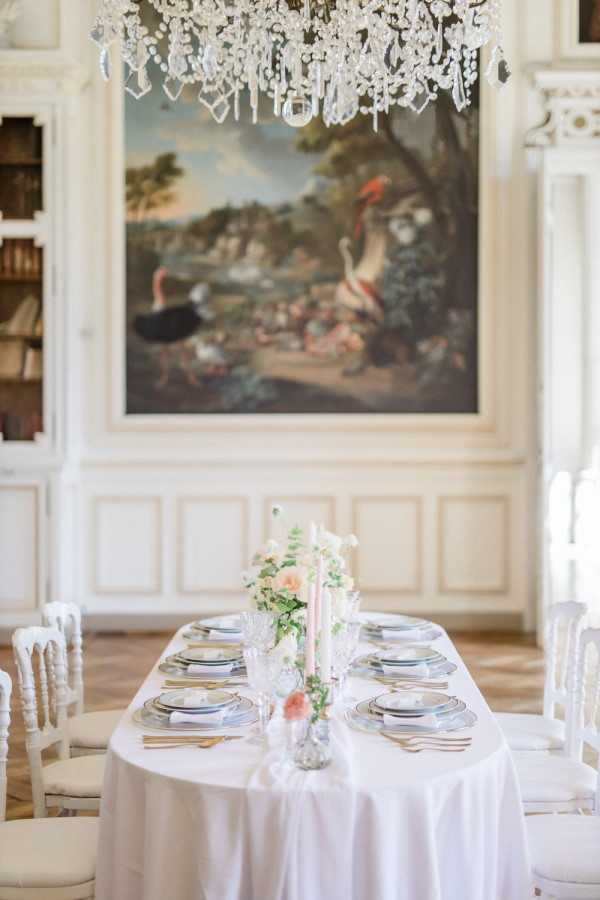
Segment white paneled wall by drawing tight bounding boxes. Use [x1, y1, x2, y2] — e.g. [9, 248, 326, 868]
[77, 466, 527, 625]
[0, 482, 43, 612]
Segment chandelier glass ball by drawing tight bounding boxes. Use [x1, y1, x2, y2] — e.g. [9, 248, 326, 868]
[91, 0, 509, 129]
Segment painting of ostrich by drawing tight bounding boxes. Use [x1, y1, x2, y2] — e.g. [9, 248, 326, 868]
[125, 87, 479, 415]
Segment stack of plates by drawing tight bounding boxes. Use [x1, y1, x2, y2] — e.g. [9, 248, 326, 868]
[352, 646, 457, 681]
[159, 646, 246, 680]
[135, 688, 258, 732]
[361, 613, 442, 643]
[347, 689, 477, 734]
[183, 615, 242, 641]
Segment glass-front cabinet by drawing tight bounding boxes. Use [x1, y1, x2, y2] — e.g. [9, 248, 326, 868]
[0, 112, 54, 452]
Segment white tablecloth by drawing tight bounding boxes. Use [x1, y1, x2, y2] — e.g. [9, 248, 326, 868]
[96, 625, 531, 900]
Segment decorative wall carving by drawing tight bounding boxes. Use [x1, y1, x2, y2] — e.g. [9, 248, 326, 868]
[527, 71, 600, 146]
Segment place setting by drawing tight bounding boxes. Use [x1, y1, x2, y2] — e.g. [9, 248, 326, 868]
[361, 613, 444, 645]
[352, 642, 457, 686]
[182, 614, 243, 642]
[133, 685, 259, 747]
[346, 686, 477, 747]
[158, 644, 247, 686]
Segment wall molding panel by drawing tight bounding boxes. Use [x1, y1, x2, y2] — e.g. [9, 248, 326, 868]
[351, 497, 423, 595]
[437, 495, 510, 595]
[0, 485, 40, 612]
[92, 495, 163, 596]
[177, 496, 249, 595]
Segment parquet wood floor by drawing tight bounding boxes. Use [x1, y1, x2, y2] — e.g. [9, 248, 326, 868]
[0, 629, 543, 820]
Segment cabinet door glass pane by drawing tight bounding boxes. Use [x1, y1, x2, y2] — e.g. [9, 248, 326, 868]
[0, 238, 43, 440]
[0, 117, 43, 220]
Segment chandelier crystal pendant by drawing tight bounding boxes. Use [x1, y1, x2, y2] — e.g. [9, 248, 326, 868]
[91, 0, 510, 129]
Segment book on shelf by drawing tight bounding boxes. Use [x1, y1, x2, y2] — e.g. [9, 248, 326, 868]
[0, 294, 41, 336]
[22, 347, 42, 381]
[0, 411, 43, 441]
[0, 340, 25, 379]
[0, 240, 42, 277]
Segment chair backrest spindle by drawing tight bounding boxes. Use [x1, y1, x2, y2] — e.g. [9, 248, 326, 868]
[543, 600, 587, 731]
[42, 602, 84, 715]
[0, 669, 11, 823]
[12, 626, 69, 818]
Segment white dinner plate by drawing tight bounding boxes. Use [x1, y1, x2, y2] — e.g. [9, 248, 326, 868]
[177, 647, 243, 665]
[157, 688, 238, 712]
[194, 615, 242, 634]
[346, 704, 476, 735]
[363, 613, 430, 631]
[159, 655, 247, 679]
[136, 695, 257, 731]
[373, 646, 442, 665]
[372, 690, 455, 715]
[352, 653, 457, 680]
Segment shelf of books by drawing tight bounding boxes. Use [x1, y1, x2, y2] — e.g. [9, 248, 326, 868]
[0, 116, 45, 444]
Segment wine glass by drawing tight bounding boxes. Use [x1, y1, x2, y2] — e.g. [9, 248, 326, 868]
[332, 621, 361, 705]
[241, 610, 276, 652]
[243, 647, 272, 737]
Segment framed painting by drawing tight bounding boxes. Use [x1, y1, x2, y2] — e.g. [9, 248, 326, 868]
[558, 0, 600, 58]
[125, 88, 479, 415]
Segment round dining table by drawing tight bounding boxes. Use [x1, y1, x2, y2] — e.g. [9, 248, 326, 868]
[95, 620, 531, 900]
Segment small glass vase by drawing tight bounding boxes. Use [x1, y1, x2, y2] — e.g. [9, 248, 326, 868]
[294, 719, 332, 770]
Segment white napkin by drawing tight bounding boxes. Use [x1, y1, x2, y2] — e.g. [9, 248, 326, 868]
[208, 630, 242, 641]
[382, 712, 441, 730]
[182, 690, 209, 708]
[187, 663, 233, 675]
[381, 662, 429, 677]
[169, 709, 226, 726]
[381, 628, 432, 642]
[383, 692, 424, 710]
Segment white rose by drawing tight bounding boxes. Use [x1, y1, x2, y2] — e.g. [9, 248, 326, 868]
[321, 530, 342, 555]
[332, 588, 349, 621]
[343, 533, 359, 549]
[269, 632, 298, 665]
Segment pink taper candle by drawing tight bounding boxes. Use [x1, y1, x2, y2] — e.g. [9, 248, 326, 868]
[305, 522, 317, 678]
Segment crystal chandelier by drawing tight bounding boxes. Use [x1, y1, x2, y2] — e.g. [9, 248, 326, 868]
[91, 0, 509, 129]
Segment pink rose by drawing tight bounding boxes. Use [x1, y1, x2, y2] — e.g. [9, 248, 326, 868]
[274, 567, 303, 594]
[284, 690, 310, 721]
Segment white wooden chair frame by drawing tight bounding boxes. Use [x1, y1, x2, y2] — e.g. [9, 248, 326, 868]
[42, 603, 84, 716]
[529, 629, 600, 899]
[543, 600, 588, 755]
[12, 627, 101, 817]
[0, 668, 95, 899]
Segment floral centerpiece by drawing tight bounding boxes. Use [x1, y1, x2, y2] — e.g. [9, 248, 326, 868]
[242, 506, 358, 659]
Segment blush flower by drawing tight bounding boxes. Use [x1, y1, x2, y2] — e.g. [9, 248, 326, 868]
[284, 690, 310, 721]
[274, 566, 304, 594]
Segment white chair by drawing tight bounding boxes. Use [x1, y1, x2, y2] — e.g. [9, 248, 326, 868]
[527, 628, 600, 899]
[516, 625, 600, 814]
[495, 600, 587, 754]
[42, 602, 124, 757]
[12, 626, 105, 818]
[0, 667, 98, 899]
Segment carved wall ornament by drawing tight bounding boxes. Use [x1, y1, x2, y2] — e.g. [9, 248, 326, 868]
[527, 70, 600, 147]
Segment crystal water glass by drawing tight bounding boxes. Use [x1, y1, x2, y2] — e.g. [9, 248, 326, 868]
[332, 621, 361, 705]
[344, 591, 362, 622]
[241, 610, 276, 652]
[268, 657, 301, 720]
[243, 647, 272, 735]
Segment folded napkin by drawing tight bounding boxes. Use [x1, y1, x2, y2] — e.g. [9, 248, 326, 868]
[383, 692, 424, 710]
[381, 662, 429, 677]
[169, 708, 226, 726]
[380, 628, 432, 642]
[187, 663, 234, 675]
[382, 712, 441, 730]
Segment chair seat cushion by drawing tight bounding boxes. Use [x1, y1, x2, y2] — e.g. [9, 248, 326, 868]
[43, 753, 106, 798]
[0, 817, 97, 888]
[69, 708, 124, 750]
[515, 754, 596, 805]
[527, 814, 600, 885]
[495, 712, 565, 751]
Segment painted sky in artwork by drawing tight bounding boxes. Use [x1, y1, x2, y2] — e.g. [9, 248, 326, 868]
[125, 89, 321, 221]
